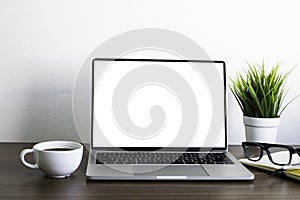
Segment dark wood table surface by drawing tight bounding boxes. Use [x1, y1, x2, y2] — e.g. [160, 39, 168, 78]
[1, 143, 300, 200]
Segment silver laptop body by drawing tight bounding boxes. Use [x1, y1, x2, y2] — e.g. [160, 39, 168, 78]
[86, 58, 254, 180]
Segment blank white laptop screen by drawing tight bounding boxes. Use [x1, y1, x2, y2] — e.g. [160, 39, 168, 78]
[92, 59, 226, 149]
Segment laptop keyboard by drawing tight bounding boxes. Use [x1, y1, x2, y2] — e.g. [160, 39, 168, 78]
[96, 152, 234, 165]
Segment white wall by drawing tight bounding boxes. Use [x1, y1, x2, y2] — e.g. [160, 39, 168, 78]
[1, 0, 300, 144]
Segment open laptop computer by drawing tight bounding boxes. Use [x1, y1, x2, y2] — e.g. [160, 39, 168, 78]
[86, 58, 254, 180]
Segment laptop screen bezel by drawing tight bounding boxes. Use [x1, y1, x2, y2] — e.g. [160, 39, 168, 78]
[91, 58, 227, 151]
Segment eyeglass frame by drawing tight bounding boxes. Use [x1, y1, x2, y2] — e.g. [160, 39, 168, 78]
[242, 142, 300, 166]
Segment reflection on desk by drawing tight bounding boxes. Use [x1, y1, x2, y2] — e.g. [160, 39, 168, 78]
[0, 143, 299, 200]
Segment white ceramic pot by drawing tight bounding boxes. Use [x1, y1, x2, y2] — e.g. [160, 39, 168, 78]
[243, 116, 281, 143]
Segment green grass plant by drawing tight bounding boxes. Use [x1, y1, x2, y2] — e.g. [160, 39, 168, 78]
[230, 61, 299, 118]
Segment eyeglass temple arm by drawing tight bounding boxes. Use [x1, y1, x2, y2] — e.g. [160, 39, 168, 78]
[295, 148, 300, 155]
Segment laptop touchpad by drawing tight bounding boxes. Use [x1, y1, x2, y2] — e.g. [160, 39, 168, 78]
[132, 165, 209, 176]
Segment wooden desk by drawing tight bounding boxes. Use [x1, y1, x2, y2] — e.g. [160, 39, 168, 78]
[0, 143, 299, 200]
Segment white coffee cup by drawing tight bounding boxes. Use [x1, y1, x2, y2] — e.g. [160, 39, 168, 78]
[20, 141, 83, 178]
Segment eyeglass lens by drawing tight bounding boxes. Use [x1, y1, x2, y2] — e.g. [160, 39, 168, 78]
[268, 147, 290, 165]
[244, 145, 261, 161]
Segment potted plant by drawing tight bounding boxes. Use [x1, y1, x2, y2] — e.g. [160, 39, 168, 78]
[230, 61, 299, 143]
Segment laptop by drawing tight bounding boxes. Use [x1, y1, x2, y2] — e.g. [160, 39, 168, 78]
[86, 58, 254, 180]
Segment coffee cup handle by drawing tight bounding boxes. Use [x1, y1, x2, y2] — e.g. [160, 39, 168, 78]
[20, 149, 39, 169]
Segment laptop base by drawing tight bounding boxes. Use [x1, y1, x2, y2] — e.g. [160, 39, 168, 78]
[86, 151, 254, 180]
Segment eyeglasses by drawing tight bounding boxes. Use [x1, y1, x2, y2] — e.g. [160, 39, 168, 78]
[242, 142, 300, 166]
